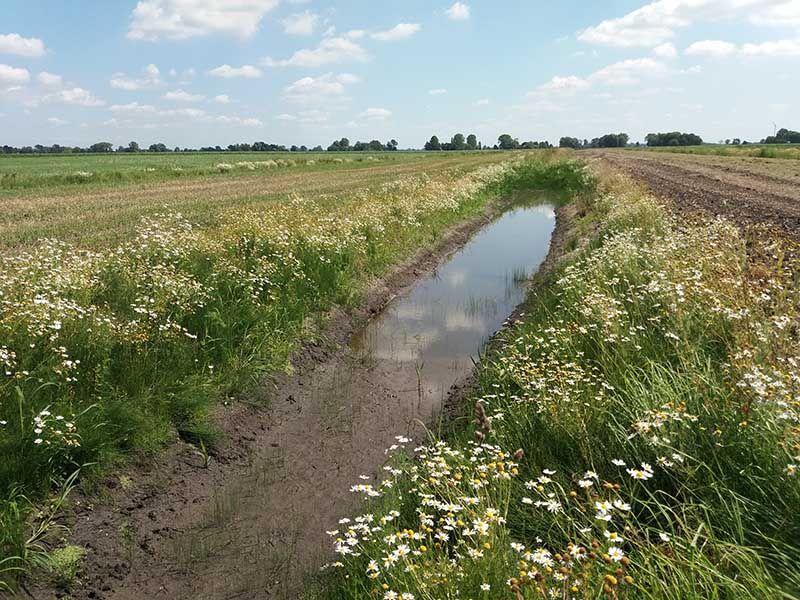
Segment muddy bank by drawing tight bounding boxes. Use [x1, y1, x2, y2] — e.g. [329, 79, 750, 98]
[24, 195, 568, 600]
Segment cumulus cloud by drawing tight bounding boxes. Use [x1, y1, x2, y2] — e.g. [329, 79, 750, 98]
[110, 64, 162, 90]
[429, 88, 447, 95]
[0, 33, 46, 57]
[536, 75, 590, 93]
[263, 37, 368, 67]
[214, 115, 263, 126]
[128, 0, 280, 41]
[653, 42, 678, 58]
[474, 98, 489, 106]
[284, 72, 359, 104]
[212, 94, 231, 103]
[358, 107, 392, 120]
[282, 10, 320, 35]
[685, 39, 739, 57]
[164, 89, 205, 101]
[37, 71, 62, 87]
[686, 37, 800, 57]
[370, 23, 421, 41]
[0, 64, 30, 87]
[589, 57, 667, 86]
[47, 117, 67, 126]
[110, 101, 157, 113]
[445, 2, 471, 20]
[578, 0, 799, 48]
[44, 87, 105, 107]
[208, 64, 263, 78]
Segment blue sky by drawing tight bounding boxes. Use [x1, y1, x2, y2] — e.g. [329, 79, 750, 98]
[0, 0, 798, 148]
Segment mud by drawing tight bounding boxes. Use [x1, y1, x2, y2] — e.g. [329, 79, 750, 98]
[23, 194, 563, 600]
[593, 150, 800, 238]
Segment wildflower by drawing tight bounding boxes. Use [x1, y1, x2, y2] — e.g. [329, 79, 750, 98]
[607, 547, 624, 562]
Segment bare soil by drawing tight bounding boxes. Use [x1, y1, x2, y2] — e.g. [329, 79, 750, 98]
[592, 150, 800, 238]
[21, 195, 570, 600]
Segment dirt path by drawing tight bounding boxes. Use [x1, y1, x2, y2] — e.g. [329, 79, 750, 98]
[592, 150, 800, 238]
[23, 196, 561, 600]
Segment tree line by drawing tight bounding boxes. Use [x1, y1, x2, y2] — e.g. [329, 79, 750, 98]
[3, 126, 797, 155]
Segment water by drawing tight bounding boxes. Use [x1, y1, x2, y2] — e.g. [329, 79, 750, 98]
[167, 202, 557, 599]
[350, 202, 556, 416]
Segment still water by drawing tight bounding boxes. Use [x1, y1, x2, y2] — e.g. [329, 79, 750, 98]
[351, 202, 556, 414]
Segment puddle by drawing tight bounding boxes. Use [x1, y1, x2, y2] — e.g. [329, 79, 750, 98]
[351, 203, 556, 418]
[168, 202, 556, 599]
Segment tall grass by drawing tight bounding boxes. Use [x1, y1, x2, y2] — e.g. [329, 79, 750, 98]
[321, 166, 800, 599]
[0, 155, 581, 591]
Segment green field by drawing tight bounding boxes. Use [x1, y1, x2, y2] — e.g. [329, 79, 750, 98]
[0, 151, 436, 192]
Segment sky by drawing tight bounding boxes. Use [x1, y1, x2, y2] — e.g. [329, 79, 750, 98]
[0, 0, 798, 149]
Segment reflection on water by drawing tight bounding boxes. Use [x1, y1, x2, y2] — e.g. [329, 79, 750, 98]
[351, 203, 556, 417]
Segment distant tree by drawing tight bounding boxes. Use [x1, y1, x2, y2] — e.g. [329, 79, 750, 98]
[290, 145, 299, 152]
[127, 141, 140, 152]
[148, 143, 169, 152]
[451, 133, 466, 151]
[595, 133, 629, 148]
[497, 134, 519, 150]
[466, 134, 478, 150]
[424, 135, 442, 151]
[645, 132, 703, 147]
[559, 136, 582, 149]
[761, 128, 800, 144]
[89, 142, 113, 153]
[368, 140, 384, 151]
[732, 138, 741, 145]
[300, 145, 308, 152]
[312, 145, 323, 152]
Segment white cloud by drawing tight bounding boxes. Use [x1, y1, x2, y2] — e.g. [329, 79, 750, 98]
[358, 107, 392, 120]
[37, 71, 62, 87]
[429, 88, 447, 95]
[0, 33, 46, 57]
[445, 2, 471, 20]
[589, 58, 667, 86]
[164, 89, 205, 102]
[263, 37, 368, 67]
[160, 107, 207, 119]
[128, 0, 280, 41]
[685, 39, 739, 57]
[212, 94, 231, 103]
[110, 102, 157, 113]
[284, 72, 359, 104]
[742, 38, 800, 56]
[0, 64, 30, 87]
[208, 64, 263, 78]
[275, 113, 297, 121]
[474, 98, 489, 106]
[536, 75, 590, 93]
[578, 0, 798, 48]
[370, 23, 421, 42]
[282, 10, 320, 35]
[215, 115, 263, 126]
[344, 29, 366, 39]
[44, 87, 105, 107]
[47, 117, 67, 126]
[110, 64, 162, 90]
[653, 42, 678, 59]
[297, 109, 330, 123]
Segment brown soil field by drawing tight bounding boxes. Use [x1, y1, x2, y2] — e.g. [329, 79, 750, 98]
[592, 150, 800, 238]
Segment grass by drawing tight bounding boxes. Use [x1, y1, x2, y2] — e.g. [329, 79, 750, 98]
[0, 151, 580, 592]
[0, 152, 509, 249]
[634, 144, 800, 160]
[320, 164, 800, 599]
